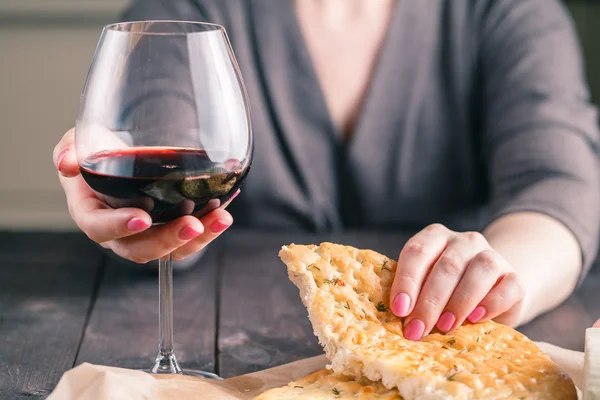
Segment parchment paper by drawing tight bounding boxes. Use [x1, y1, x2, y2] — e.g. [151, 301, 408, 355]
[47, 344, 584, 399]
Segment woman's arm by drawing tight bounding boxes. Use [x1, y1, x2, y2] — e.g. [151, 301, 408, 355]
[483, 212, 581, 326]
[480, 0, 600, 316]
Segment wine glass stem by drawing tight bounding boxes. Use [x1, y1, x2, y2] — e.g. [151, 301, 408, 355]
[152, 253, 182, 374]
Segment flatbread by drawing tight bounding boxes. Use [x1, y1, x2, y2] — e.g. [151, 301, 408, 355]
[254, 369, 401, 400]
[275, 242, 576, 400]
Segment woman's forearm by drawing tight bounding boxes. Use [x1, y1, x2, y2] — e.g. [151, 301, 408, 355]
[483, 212, 582, 326]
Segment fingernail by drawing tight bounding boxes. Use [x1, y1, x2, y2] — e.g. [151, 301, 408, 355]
[229, 189, 241, 201]
[57, 148, 69, 170]
[436, 311, 456, 332]
[467, 306, 487, 323]
[404, 319, 425, 341]
[210, 219, 232, 233]
[127, 218, 150, 232]
[392, 293, 411, 317]
[180, 225, 202, 240]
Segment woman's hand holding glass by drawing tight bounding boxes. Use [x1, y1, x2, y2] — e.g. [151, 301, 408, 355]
[54, 129, 235, 264]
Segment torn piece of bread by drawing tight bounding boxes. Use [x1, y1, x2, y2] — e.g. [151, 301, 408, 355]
[279, 242, 576, 400]
[254, 369, 401, 400]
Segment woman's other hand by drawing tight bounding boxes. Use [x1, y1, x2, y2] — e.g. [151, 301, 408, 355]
[389, 224, 525, 341]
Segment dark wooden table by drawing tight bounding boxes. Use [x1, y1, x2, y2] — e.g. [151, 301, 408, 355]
[1, 230, 598, 399]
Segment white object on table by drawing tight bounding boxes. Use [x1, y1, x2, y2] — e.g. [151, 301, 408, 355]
[584, 328, 600, 400]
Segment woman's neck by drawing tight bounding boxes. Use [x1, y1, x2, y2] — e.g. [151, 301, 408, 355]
[293, 0, 397, 137]
[296, 0, 396, 29]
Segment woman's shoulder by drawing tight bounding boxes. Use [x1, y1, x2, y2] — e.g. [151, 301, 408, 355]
[464, 0, 575, 34]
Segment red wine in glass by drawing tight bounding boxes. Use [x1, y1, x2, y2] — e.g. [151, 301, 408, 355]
[80, 147, 249, 223]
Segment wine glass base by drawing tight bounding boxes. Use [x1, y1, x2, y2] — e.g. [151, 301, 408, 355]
[150, 351, 223, 379]
[152, 351, 182, 374]
[178, 370, 223, 380]
[140, 368, 223, 380]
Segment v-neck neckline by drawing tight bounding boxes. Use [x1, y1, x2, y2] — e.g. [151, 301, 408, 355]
[248, 0, 435, 228]
[283, 0, 403, 147]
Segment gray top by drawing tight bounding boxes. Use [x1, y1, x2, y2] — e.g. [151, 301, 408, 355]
[121, 0, 600, 280]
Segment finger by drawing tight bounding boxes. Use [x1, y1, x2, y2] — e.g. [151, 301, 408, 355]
[390, 224, 450, 318]
[404, 235, 479, 339]
[440, 250, 505, 332]
[107, 215, 205, 263]
[469, 272, 525, 324]
[491, 299, 523, 327]
[172, 208, 233, 260]
[60, 173, 152, 243]
[171, 190, 238, 259]
[594, 319, 600, 328]
[53, 129, 80, 177]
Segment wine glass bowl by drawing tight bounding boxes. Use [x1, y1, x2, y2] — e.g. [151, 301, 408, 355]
[76, 21, 252, 224]
[74, 21, 252, 377]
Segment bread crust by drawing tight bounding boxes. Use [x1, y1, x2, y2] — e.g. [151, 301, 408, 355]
[275, 242, 577, 400]
[254, 369, 401, 399]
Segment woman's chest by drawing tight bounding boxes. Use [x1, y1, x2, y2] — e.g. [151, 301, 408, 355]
[226, 0, 486, 230]
[294, 0, 396, 139]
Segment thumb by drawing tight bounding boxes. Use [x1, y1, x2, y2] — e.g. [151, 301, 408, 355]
[53, 128, 80, 177]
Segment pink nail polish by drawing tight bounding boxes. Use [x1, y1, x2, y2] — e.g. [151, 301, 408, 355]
[57, 148, 69, 170]
[210, 219, 232, 233]
[127, 218, 150, 232]
[180, 226, 202, 240]
[467, 306, 487, 323]
[436, 312, 456, 332]
[404, 319, 425, 341]
[392, 293, 411, 317]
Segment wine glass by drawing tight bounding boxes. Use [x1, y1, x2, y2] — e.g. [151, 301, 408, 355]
[74, 21, 252, 377]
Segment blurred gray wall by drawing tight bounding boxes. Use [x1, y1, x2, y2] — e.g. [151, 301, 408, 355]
[0, 0, 130, 230]
[0, 0, 597, 231]
[568, 1, 600, 105]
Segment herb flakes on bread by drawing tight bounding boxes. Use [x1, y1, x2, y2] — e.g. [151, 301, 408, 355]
[271, 242, 576, 400]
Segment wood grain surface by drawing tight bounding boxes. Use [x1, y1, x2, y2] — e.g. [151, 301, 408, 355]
[0, 230, 597, 398]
